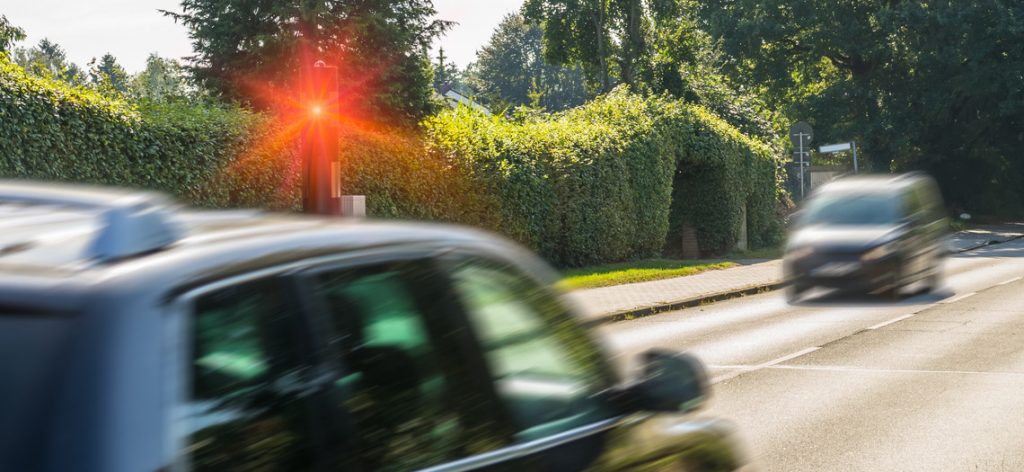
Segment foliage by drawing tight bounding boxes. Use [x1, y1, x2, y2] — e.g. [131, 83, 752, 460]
[426, 87, 784, 266]
[88, 53, 130, 96]
[559, 259, 735, 290]
[523, 0, 781, 145]
[0, 15, 25, 54]
[432, 48, 462, 90]
[163, 0, 450, 123]
[129, 54, 196, 103]
[0, 55, 782, 267]
[700, 0, 1024, 217]
[12, 38, 86, 86]
[0, 55, 263, 207]
[0, 53, 487, 219]
[464, 13, 587, 112]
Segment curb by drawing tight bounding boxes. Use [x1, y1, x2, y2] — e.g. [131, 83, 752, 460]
[954, 234, 1024, 253]
[583, 281, 786, 327]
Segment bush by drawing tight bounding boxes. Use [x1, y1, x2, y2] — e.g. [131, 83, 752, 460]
[426, 87, 785, 266]
[1, 56, 784, 268]
[0, 56, 265, 206]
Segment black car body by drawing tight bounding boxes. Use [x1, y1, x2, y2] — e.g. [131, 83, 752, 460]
[784, 173, 949, 301]
[0, 182, 745, 472]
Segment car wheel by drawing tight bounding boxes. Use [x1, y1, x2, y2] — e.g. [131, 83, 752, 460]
[923, 263, 943, 293]
[883, 268, 903, 300]
[786, 284, 806, 303]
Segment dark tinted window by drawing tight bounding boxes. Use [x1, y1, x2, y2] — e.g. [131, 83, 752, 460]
[316, 261, 511, 471]
[185, 279, 316, 471]
[447, 259, 616, 442]
[802, 192, 903, 226]
[0, 313, 73, 469]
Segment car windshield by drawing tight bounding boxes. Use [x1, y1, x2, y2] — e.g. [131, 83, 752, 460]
[800, 192, 902, 226]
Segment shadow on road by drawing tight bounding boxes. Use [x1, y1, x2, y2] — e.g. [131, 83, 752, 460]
[791, 287, 953, 307]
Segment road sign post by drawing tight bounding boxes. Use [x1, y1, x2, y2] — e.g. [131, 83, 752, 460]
[819, 142, 858, 175]
[789, 122, 814, 200]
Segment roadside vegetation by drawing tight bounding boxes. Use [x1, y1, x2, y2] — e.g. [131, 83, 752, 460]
[0, 5, 791, 269]
[559, 260, 735, 290]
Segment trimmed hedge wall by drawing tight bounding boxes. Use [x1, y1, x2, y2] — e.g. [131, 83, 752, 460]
[426, 88, 785, 266]
[0, 56, 783, 268]
[0, 57, 289, 208]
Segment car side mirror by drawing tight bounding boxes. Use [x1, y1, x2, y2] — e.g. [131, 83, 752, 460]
[609, 349, 710, 414]
[789, 210, 804, 229]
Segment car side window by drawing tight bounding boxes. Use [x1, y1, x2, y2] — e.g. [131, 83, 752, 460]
[446, 258, 616, 442]
[314, 260, 512, 471]
[185, 279, 316, 471]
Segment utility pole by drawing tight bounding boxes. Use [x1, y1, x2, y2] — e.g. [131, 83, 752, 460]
[852, 141, 859, 174]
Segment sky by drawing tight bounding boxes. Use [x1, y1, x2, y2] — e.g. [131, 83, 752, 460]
[4, 0, 525, 73]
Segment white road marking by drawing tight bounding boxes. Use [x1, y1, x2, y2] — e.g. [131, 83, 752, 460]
[711, 346, 821, 383]
[866, 314, 915, 330]
[997, 276, 1023, 286]
[765, 364, 1024, 377]
[942, 292, 977, 304]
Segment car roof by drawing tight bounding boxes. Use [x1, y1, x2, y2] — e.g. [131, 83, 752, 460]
[0, 181, 514, 281]
[814, 173, 932, 195]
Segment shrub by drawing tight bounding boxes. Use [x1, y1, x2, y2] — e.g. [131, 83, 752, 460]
[426, 87, 785, 266]
[1, 56, 784, 268]
[0, 56, 263, 206]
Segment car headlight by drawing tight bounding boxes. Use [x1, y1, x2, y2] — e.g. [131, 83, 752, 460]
[787, 246, 813, 260]
[862, 242, 897, 262]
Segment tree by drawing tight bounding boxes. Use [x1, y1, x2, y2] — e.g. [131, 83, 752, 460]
[0, 15, 25, 54]
[521, 1, 778, 141]
[129, 53, 194, 102]
[163, 0, 451, 123]
[464, 13, 586, 112]
[432, 47, 461, 90]
[523, 0, 614, 93]
[13, 38, 86, 86]
[700, 0, 1024, 216]
[88, 53, 130, 95]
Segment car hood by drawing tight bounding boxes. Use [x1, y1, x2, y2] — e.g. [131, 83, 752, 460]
[788, 225, 904, 251]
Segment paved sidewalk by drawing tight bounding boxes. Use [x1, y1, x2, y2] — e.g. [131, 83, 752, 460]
[949, 223, 1024, 251]
[566, 259, 784, 323]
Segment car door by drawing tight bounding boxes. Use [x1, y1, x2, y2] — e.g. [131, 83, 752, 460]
[433, 253, 625, 471]
[170, 274, 332, 471]
[297, 252, 520, 471]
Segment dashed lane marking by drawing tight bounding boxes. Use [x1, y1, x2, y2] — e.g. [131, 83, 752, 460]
[866, 314, 915, 330]
[711, 346, 821, 384]
[942, 292, 977, 304]
[997, 276, 1023, 286]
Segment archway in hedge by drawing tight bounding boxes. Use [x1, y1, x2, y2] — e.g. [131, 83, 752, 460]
[663, 161, 749, 259]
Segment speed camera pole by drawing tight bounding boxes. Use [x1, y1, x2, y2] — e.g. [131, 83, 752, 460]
[302, 60, 341, 215]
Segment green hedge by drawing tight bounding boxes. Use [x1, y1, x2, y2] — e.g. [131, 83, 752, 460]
[0, 56, 279, 207]
[426, 88, 785, 266]
[1, 56, 783, 268]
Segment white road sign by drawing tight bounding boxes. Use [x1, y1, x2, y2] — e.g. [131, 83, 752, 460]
[820, 143, 852, 153]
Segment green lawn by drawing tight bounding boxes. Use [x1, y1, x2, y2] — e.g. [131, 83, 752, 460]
[559, 259, 736, 290]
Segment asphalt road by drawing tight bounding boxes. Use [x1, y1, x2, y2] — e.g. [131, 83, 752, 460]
[598, 239, 1024, 471]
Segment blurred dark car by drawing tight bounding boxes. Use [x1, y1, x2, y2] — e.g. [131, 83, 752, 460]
[784, 173, 949, 302]
[0, 181, 745, 472]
